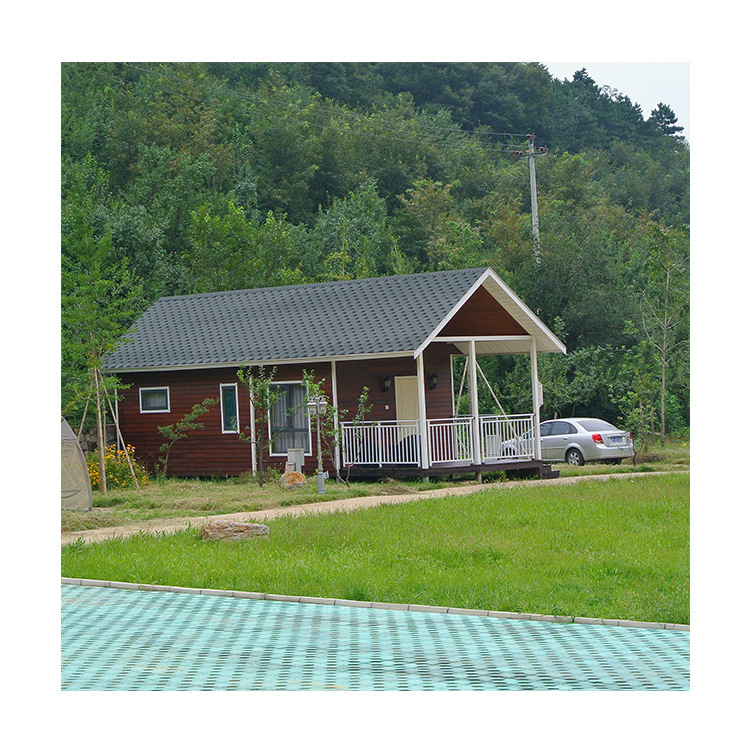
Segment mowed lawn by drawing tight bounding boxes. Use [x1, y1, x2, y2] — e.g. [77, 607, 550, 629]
[61, 473, 689, 624]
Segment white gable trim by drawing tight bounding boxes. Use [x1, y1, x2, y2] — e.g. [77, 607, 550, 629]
[481, 268, 566, 354]
[414, 267, 566, 358]
[413, 268, 491, 359]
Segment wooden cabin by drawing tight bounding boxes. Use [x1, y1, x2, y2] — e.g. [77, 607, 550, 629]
[103, 267, 566, 479]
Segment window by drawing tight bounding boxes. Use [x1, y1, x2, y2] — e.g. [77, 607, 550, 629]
[577, 419, 617, 432]
[140, 387, 170, 413]
[220, 383, 239, 433]
[269, 382, 310, 455]
[550, 421, 578, 435]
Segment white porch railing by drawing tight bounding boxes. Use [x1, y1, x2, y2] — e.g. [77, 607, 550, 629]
[340, 414, 535, 468]
[427, 417, 474, 464]
[340, 420, 421, 466]
[480, 414, 535, 461]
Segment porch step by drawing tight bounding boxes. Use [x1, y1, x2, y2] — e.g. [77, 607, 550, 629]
[540, 464, 560, 479]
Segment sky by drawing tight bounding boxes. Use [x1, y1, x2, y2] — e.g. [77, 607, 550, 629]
[543, 62, 690, 141]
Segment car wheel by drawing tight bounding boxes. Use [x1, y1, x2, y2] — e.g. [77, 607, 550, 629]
[566, 448, 585, 466]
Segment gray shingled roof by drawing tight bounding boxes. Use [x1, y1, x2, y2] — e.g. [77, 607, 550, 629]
[104, 268, 488, 371]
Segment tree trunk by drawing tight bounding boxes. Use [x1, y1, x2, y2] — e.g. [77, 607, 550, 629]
[659, 266, 671, 444]
[660, 356, 667, 445]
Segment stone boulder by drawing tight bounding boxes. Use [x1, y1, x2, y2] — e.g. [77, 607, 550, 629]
[280, 470, 307, 489]
[199, 520, 270, 541]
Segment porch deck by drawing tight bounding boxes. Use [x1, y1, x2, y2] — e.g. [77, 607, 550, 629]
[339, 414, 558, 479]
[344, 458, 558, 480]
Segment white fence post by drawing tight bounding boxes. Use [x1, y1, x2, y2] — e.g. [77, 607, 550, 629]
[416, 352, 430, 470]
[530, 338, 542, 461]
[468, 340, 482, 465]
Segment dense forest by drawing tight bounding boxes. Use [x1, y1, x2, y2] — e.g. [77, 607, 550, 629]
[61, 62, 689, 445]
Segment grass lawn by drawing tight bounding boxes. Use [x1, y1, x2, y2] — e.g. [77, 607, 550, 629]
[61, 473, 690, 624]
[61, 436, 690, 533]
[60, 474, 455, 532]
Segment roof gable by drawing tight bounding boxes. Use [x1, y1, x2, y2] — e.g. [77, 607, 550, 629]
[437, 285, 528, 337]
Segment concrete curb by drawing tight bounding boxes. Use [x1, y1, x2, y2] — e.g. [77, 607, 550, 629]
[61, 577, 690, 632]
[61, 471, 685, 546]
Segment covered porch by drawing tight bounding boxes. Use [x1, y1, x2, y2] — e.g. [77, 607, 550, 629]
[335, 332, 552, 479]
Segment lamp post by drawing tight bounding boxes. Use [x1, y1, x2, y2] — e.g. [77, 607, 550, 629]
[307, 395, 328, 494]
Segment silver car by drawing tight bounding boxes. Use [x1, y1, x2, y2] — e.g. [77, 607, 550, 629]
[502, 418, 634, 465]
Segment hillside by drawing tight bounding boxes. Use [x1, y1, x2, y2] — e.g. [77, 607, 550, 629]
[61, 62, 689, 440]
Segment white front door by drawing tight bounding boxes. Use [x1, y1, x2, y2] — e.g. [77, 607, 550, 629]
[394, 376, 420, 461]
[395, 376, 419, 422]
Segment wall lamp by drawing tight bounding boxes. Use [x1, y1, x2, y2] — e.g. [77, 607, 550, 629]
[381, 376, 392, 393]
[429, 373, 439, 390]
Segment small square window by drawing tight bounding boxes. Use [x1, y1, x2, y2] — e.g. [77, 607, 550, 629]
[140, 387, 170, 413]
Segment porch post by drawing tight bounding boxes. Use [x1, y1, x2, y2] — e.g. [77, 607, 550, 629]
[530, 338, 542, 460]
[416, 351, 430, 470]
[330, 360, 341, 474]
[249, 373, 257, 475]
[468, 339, 482, 466]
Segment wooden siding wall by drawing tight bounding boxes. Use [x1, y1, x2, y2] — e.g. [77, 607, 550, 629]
[117, 347, 457, 478]
[117, 364, 334, 477]
[335, 344, 458, 422]
[439, 285, 528, 336]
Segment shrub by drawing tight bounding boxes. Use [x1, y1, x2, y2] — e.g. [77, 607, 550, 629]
[86, 444, 150, 491]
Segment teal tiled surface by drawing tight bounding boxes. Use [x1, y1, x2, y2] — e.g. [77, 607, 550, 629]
[61, 584, 689, 691]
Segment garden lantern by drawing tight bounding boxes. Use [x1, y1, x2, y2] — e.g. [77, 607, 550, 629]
[307, 396, 328, 494]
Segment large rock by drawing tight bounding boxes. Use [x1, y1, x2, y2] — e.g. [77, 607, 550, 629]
[199, 520, 269, 541]
[280, 470, 307, 490]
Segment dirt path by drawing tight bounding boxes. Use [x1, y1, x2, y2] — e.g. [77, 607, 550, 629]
[61, 471, 680, 546]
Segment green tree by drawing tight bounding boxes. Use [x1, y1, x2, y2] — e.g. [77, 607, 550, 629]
[635, 224, 689, 442]
[236, 365, 282, 486]
[62, 242, 144, 494]
[186, 201, 308, 292]
[393, 179, 485, 271]
[62, 154, 148, 494]
[186, 200, 256, 292]
[649, 103, 684, 137]
[157, 398, 217, 475]
[308, 179, 391, 279]
[301, 371, 371, 484]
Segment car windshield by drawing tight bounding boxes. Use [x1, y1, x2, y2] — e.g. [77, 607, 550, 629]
[577, 419, 618, 432]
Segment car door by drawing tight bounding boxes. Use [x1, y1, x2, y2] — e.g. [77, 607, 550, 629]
[537, 421, 553, 459]
[543, 421, 576, 461]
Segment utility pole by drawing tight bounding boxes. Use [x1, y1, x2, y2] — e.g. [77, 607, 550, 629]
[527, 133, 541, 263]
[514, 133, 548, 263]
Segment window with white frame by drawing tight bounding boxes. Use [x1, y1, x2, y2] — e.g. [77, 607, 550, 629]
[220, 383, 240, 433]
[139, 387, 170, 413]
[269, 382, 310, 455]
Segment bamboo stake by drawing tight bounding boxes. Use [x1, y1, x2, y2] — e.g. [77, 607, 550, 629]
[100, 371, 141, 492]
[94, 367, 107, 495]
[476, 361, 506, 415]
[454, 357, 468, 415]
[76, 391, 92, 441]
[476, 361, 526, 446]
